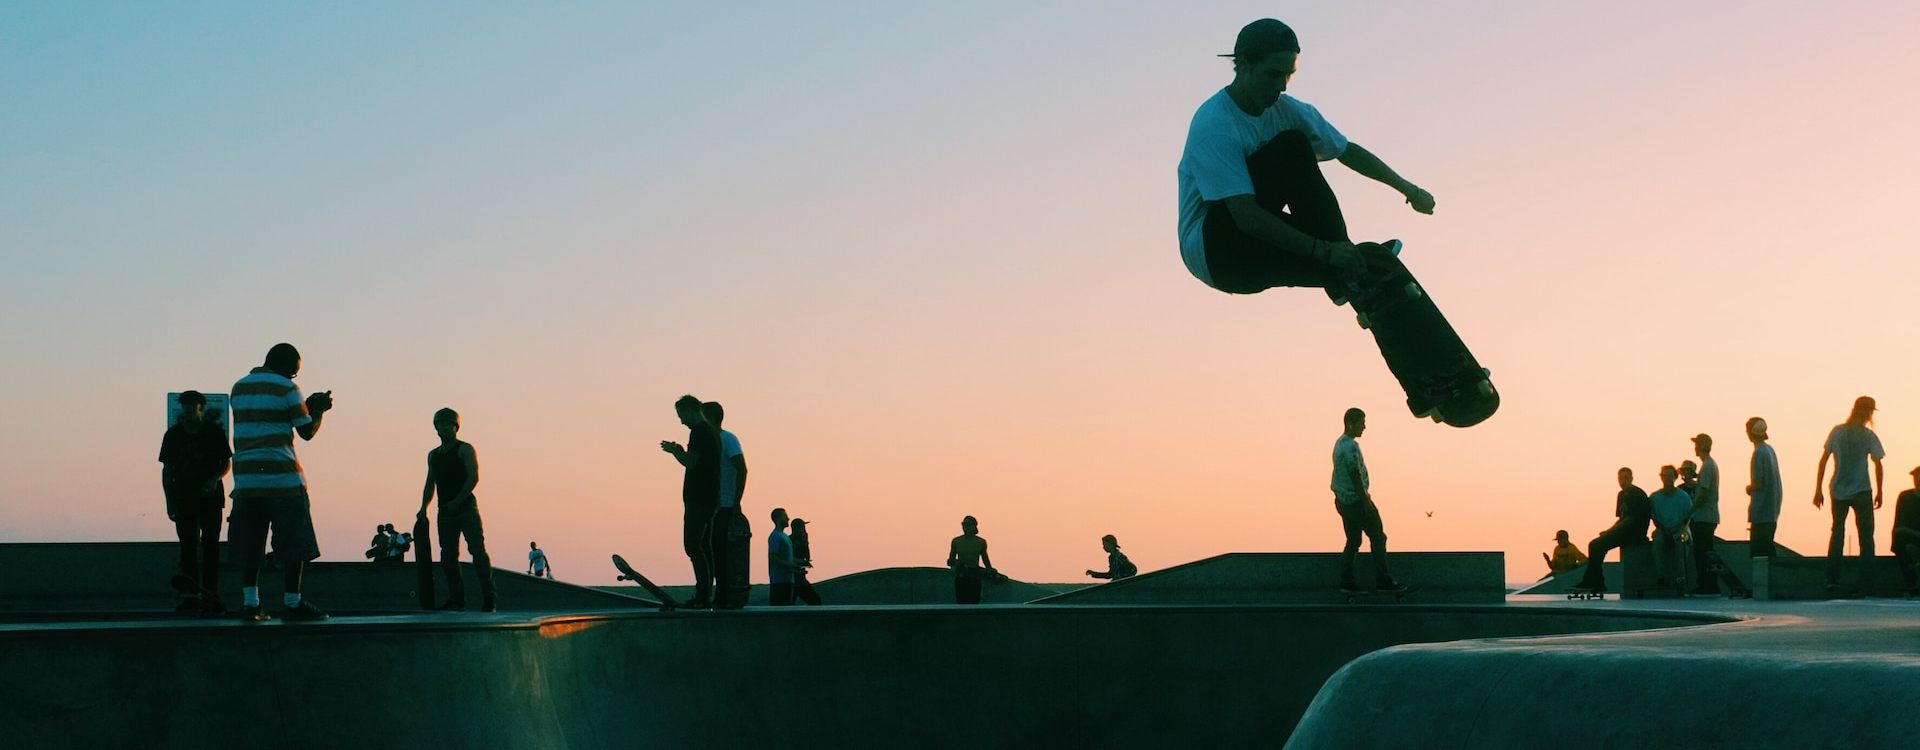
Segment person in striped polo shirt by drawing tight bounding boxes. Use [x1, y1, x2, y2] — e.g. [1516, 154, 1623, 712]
[229, 343, 334, 621]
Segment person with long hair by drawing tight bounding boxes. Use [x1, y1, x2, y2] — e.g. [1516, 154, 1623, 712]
[1813, 396, 1886, 595]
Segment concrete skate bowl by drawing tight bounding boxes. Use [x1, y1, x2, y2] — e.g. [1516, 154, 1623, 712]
[0, 604, 1727, 748]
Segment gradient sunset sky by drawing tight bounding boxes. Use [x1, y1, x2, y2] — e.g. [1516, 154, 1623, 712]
[5, 2, 1917, 585]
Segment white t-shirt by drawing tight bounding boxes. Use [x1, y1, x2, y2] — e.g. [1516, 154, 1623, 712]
[1177, 88, 1349, 289]
[528, 549, 547, 571]
[1331, 434, 1368, 507]
[1824, 424, 1884, 499]
[1693, 456, 1720, 523]
[717, 430, 744, 508]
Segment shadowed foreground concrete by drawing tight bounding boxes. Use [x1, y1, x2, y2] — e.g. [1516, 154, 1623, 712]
[0, 605, 1722, 749]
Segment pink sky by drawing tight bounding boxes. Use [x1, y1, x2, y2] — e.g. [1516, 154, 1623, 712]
[3, 3, 1917, 585]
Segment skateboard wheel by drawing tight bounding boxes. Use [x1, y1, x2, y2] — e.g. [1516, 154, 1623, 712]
[1356, 312, 1371, 329]
[1477, 380, 1495, 397]
[1429, 409, 1445, 423]
[1403, 282, 1423, 300]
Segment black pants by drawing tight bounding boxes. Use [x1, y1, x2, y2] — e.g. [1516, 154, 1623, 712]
[954, 569, 983, 605]
[170, 493, 223, 596]
[770, 578, 822, 606]
[709, 506, 747, 607]
[438, 502, 495, 605]
[1578, 524, 1644, 589]
[1689, 522, 1719, 592]
[683, 504, 715, 603]
[1337, 499, 1391, 586]
[1825, 492, 1875, 587]
[793, 573, 822, 605]
[1750, 522, 1777, 557]
[1893, 531, 1919, 589]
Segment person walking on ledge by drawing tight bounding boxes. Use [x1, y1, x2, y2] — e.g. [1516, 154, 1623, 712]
[1813, 396, 1885, 595]
[228, 343, 332, 621]
[1086, 535, 1139, 582]
[420, 408, 496, 612]
[159, 390, 232, 615]
[1572, 468, 1653, 595]
[1332, 408, 1402, 592]
[947, 516, 994, 605]
[528, 542, 552, 579]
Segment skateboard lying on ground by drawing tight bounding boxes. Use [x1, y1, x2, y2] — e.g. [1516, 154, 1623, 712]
[1340, 585, 1412, 604]
[414, 513, 435, 610]
[1566, 587, 1606, 600]
[611, 554, 678, 612]
[1338, 244, 1500, 428]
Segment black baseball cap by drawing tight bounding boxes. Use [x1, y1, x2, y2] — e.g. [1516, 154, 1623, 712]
[1219, 19, 1300, 59]
[177, 390, 206, 406]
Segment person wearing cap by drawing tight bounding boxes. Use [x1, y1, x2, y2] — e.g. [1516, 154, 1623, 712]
[787, 517, 822, 605]
[1688, 434, 1724, 595]
[1085, 535, 1139, 581]
[1542, 530, 1588, 576]
[1744, 417, 1783, 561]
[159, 390, 233, 615]
[1813, 396, 1885, 594]
[1891, 467, 1920, 595]
[228, 343, 333, 621]
[1176, 18, 1434, 301]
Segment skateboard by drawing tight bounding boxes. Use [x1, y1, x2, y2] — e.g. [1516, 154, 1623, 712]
[1566, 587, 1607, 600]
[413, 514, 435, 610]
[1340, 245, 1499, 428]
[1340, 585, 1412, 604]
[717, 510, 751, 609]
[611, 554, 679, 611]
[170, 574, 221, 614]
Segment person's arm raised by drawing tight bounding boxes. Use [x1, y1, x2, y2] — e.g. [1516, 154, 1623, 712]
[1337, 143, 1434, 214]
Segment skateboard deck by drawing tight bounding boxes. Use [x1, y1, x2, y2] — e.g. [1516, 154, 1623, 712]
[1340, 585, 1412, 603]
[611, 554, 679, 611]
[1566, 588, 1606, 600]
[717, 510, 751, 609]
[1342, 250, 1499, 428]
[413, 514, 435, 610]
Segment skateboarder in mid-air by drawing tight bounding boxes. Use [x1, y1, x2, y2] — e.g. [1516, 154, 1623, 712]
[1177, 19, 1497, 426]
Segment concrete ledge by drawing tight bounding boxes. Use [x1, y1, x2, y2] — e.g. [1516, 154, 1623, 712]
[1037, 552, 1506, 604]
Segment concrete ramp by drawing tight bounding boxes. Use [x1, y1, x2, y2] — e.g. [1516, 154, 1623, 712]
[1035, 552, 1505, 604]
[0, 542, 651, 613]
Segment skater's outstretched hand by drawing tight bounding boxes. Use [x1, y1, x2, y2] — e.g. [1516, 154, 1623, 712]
[1405, 186, 1435, 215]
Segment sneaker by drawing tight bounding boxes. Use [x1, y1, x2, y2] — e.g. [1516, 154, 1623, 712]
[436, 600, 466, 612]
[280, 600, 329, 622]
[239, 604, 271, 622]
[1375, 578, 1407, 592]
[683, 597, 713, 610]
[174, 596, 200, 613]
[1337, 579, 1361, 592]
[480, 596, 497, 614]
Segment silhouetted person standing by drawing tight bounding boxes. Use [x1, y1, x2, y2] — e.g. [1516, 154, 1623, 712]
[661, 395, 720, 608]
[159, 390, 231, 614]
[420, 408, 495, 612]
[1085, 535, 1138, 581]
[1745, 417, 1782, 558]
[528, 542, 552, 579]
[703, 401, 750, 609]
[1573, 468, 1653, 595]
[788, 518, 822, 605]
[1543, 530, 1587, 576]
[767, 508, 812, 606]
[1688, 434, 1723, 595]
[228, 343, 331, 621]
[1332, 408, 1401, 591]
[947, 516, 994, 605]
[1813, 396, 1885, 594]
[1892, 467, 1920, 595]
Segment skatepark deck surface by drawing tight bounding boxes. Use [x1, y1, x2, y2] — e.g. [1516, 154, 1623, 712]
[5, 596, 1917, 749]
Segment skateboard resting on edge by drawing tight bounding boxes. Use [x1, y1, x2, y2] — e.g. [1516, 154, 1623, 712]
[1339, 243, 1500, 428]
[1340, 585, 1412, 604]
[611, 554, 679, 612]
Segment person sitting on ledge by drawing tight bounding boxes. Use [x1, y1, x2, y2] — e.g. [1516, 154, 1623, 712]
[1649, 465, 1694, 590]
[1086, 535, 1139, 581]
[1543, 530, 1588, 576]
[1571, 468, 1652, 595]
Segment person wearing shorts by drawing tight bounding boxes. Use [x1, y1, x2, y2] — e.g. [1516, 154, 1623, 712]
[228, 343, 332, 621]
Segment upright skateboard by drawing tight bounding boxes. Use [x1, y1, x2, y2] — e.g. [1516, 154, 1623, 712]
[1341, 244, 1499, 427]
[413, 514, 435, 610]
[611, 554, 679, 612]
[718, 511, 752, 609]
